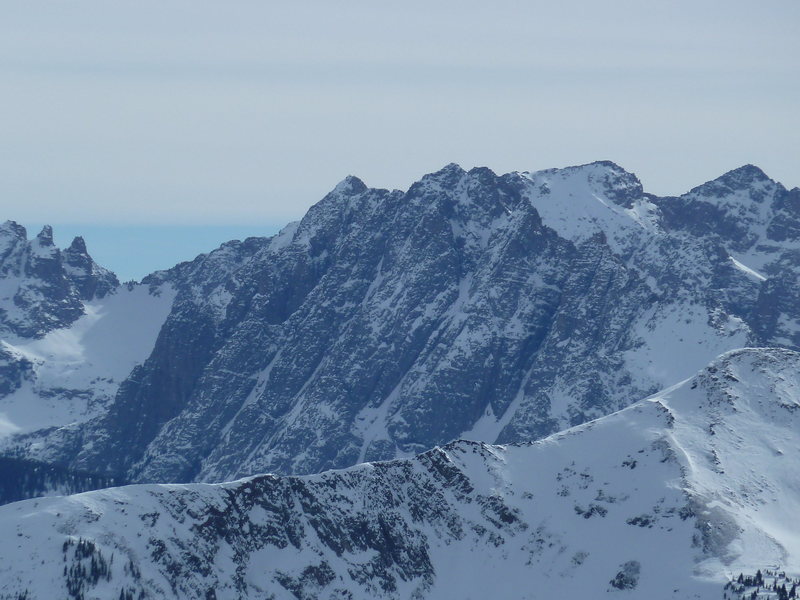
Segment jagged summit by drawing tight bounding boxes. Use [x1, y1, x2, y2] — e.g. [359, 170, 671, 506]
[533, 158, 634, 176]
[588, 158, 628, 169]
[0, 220, 26, 238]
[686, 163, 776, 201]
[0, 223, 118, 337]
[434, 161, 467, 175]
[35, 225, 54, 246]
[331, 174, 368, 196]
[408, 161, 468, 193]
[67, 235, 88, 253]
[326, 161, 775, 212]
[717, 163, 773, 187]
[654, 161, 800, 259]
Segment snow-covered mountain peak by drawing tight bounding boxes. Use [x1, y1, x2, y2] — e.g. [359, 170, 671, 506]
[0, 222, 27, 263]
[0, 220, 26, 241]
[525, 160, 644, 202]
[0, 224, 180, 469]
[516, 161, 658, 255]
[66, 235, 88, 254]
[0, 224, 120, 337]
[676, 166, 780, 245]
[434, 161, 466, 176]
[412, 162, 468, 193]
[0, 220, 21, 232]
[692, 164, 775, 199]
[62, 238, 118, 301]
[652, 166, 800, 301]
[685, 164, 779, 216]
[331, 174, 368, 196]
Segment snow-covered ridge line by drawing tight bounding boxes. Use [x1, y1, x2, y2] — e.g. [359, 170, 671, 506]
[1, 347, 798, 599]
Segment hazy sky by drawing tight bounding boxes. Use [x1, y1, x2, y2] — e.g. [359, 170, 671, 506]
[1, 1, 798, 277]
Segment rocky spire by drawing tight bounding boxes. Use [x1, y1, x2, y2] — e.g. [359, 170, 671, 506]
[62, 235, 119, 300]
[36, 225, 55, 247]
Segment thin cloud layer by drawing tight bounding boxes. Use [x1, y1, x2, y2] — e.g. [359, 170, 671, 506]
[0, 0, 797, 225]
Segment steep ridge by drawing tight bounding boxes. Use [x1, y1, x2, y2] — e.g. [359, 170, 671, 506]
[2, 162, 799, 486]
[0, 348, 797, 599]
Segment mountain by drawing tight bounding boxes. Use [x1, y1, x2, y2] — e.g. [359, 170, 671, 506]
[0, 222, 117, 338]
[1, 348, 797, 599]
[1, 162, 799, 488]
[0, 223, 172, 498]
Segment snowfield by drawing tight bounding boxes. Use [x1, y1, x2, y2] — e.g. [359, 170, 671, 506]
[0, 348, 797, 599]
[0, 284, 175, 439]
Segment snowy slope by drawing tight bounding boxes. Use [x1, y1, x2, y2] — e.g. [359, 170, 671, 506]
[0, 348, 797, 599]
[519, 160, 660, 256]
[0, 283, 175, 440]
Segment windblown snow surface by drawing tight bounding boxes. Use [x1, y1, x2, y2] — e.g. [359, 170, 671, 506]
[0, 348, 797, 599]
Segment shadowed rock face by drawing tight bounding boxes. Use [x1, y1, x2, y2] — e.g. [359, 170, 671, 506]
[4, 162, 800, 486]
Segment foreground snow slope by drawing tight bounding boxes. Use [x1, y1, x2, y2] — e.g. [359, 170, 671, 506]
[0, 348, 797, 599]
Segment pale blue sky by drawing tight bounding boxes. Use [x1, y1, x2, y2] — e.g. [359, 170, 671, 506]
[2, 1, 798, 278]
[28, 223, 281, 282]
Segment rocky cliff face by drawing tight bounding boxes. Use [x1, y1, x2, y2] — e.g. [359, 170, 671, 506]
[2, 162, 799, 487]
[1, 348, 798, 600]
